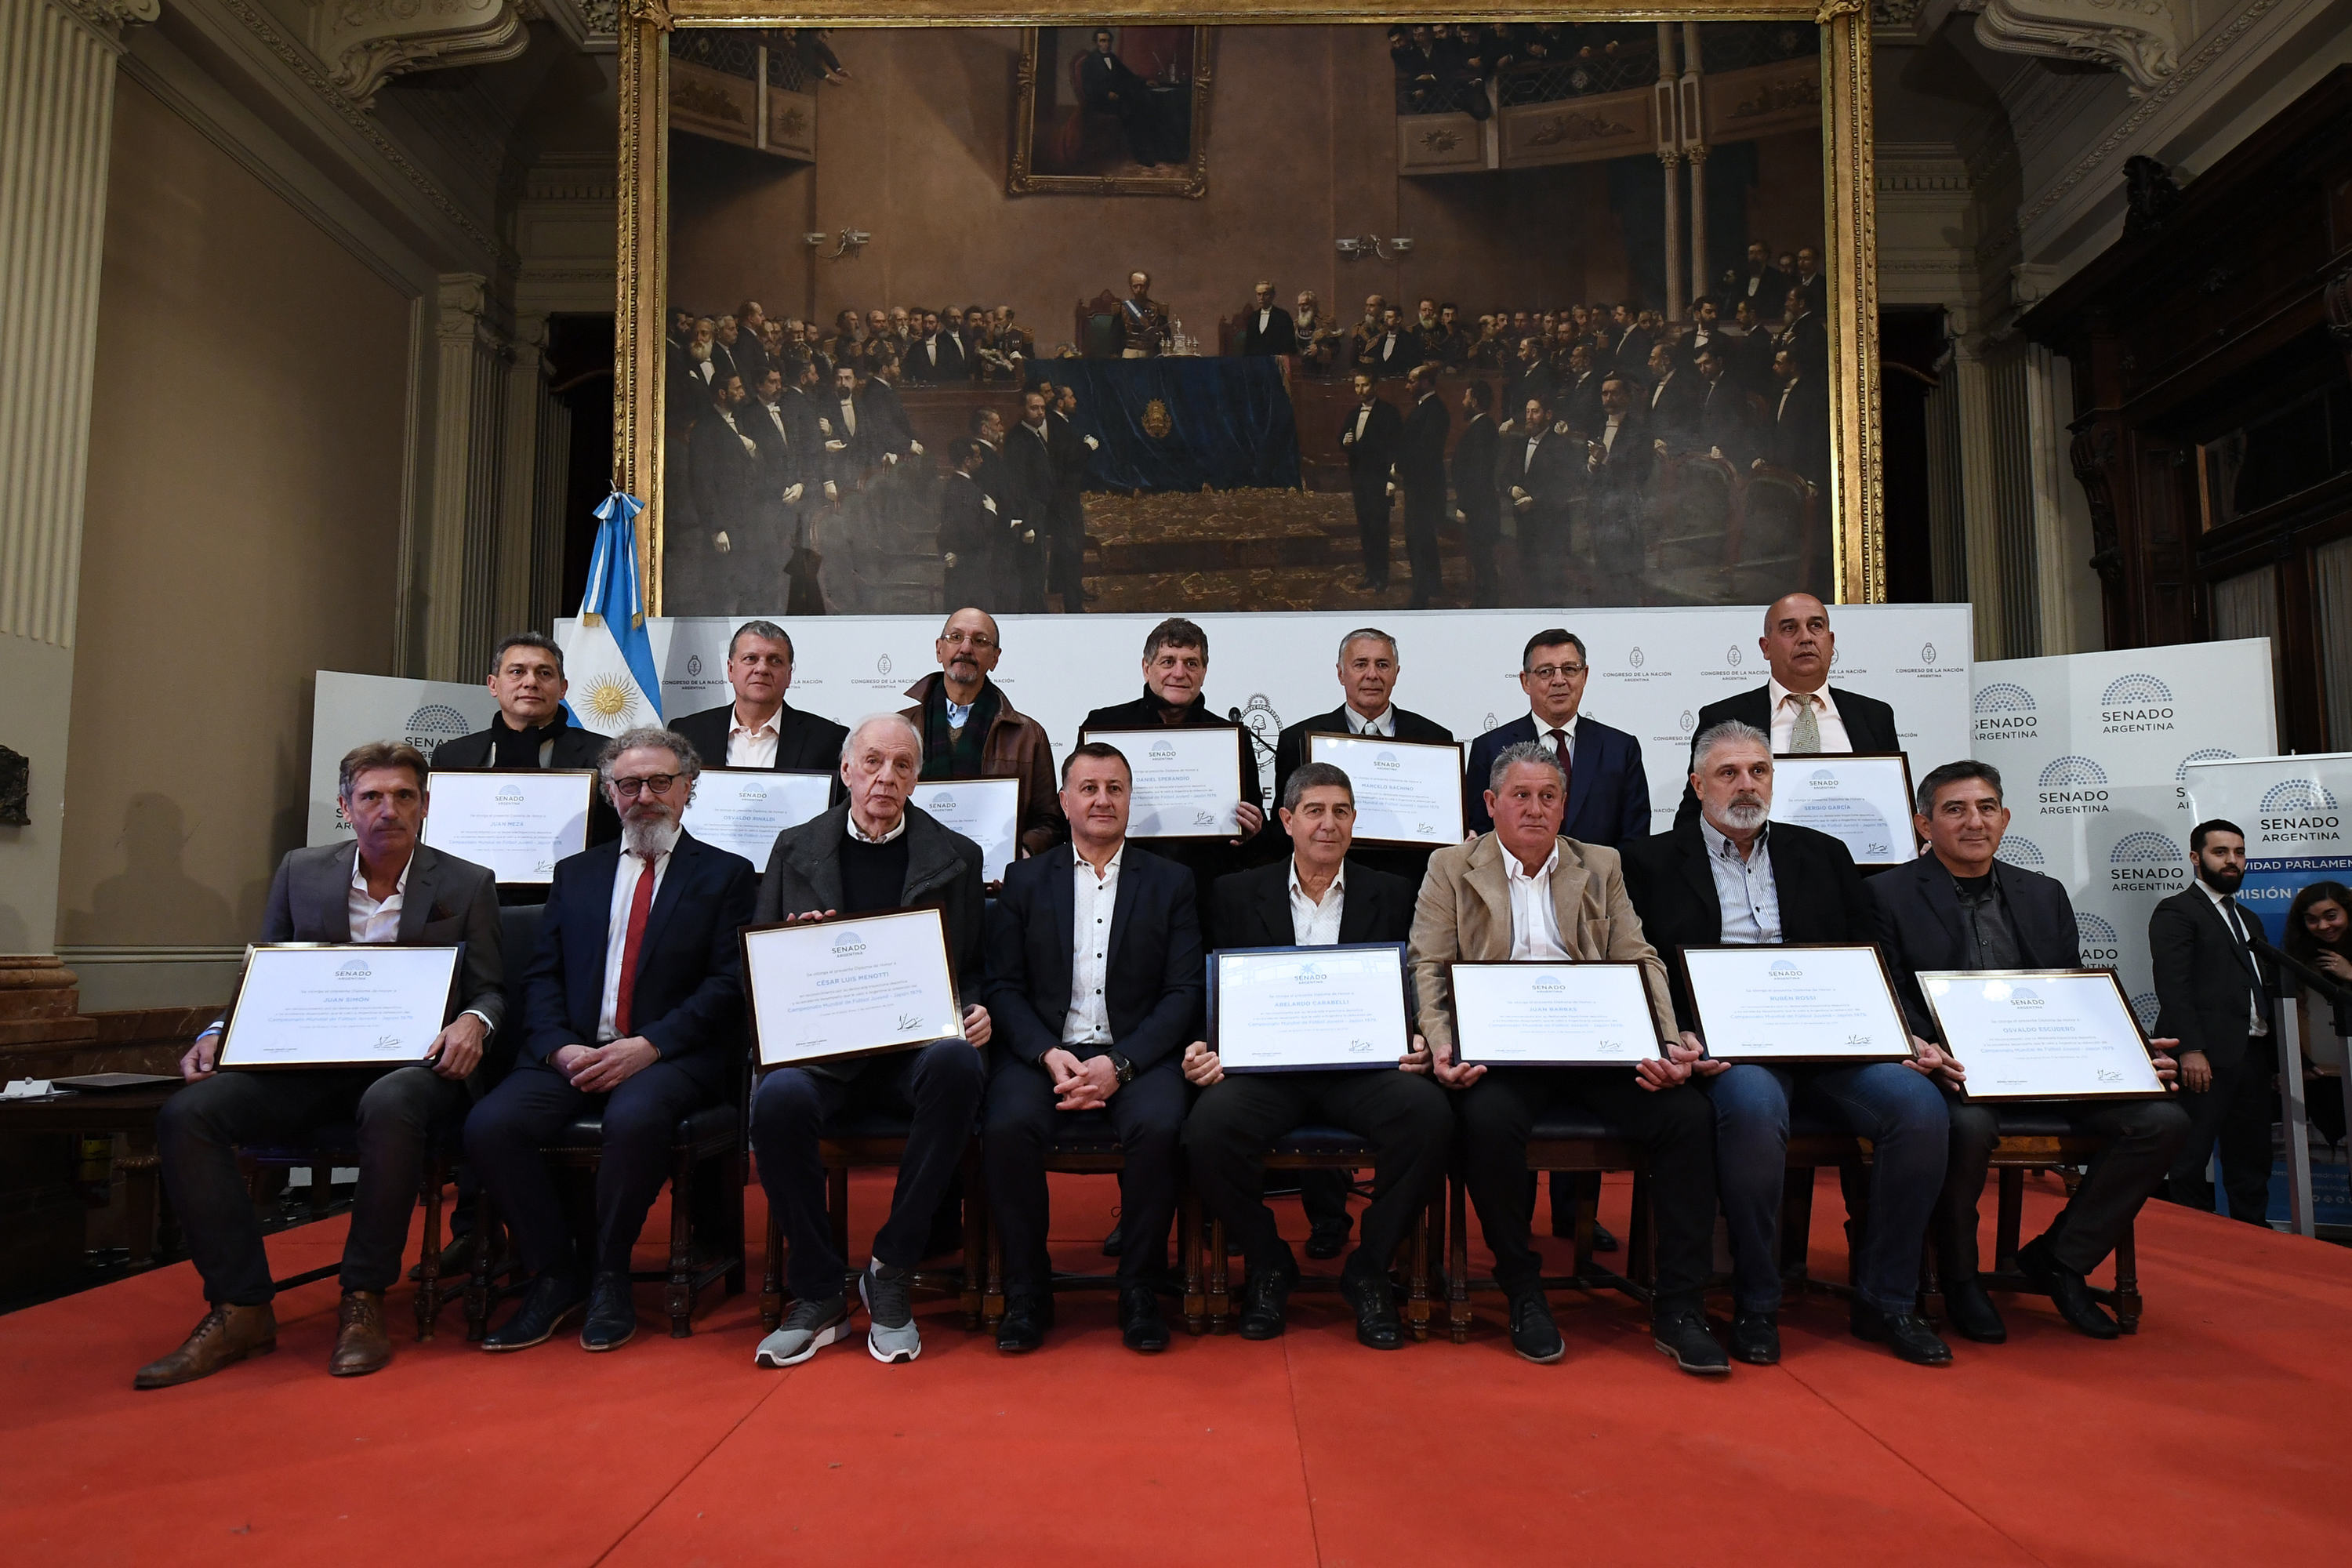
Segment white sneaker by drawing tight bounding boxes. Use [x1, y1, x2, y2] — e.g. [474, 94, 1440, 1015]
[861, 1262, 921, 1364]
[753, 1294, 848, 1368]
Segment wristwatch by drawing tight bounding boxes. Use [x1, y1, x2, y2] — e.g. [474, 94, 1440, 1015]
[1108, 1051, 1136, 1087]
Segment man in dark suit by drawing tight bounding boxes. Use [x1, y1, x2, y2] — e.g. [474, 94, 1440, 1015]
[937, 437, 997, 613]
[1721, 240, 1791, 318]
[747, 714, 993, 1368]
[1586, 372, 1653, 603]
[1602, 302, 1653, 379]
[1792, 247, 1829, 318]
[1871, 760, 2187, 1341]
[983, 742, 1205, 1353]
[1759, 347, 1831, 492]
[1496, 393, 1580, 606]
[431, 631, 617, 855]
[906, 311, 964, 384]
[687, 372, 766, 610]
[1452, 379, 1504, 607]
[1044, 380, 1096, 612]
[1555, 342, 1602, 437]
[745, 367, 815, 592]
[2153, 819, 2280, 1224]
[1080, 33, 1171, 168]
[1728, 298, 1778, 400]
[668, 620, 851, 797]
[732, 300, 773, 394]
[1693, 346, 1755, 469]
[466, 728, 759, 1354]
[858, 358, 920, 458]
[1338, 372, 1403, 593]
[1182, 764, 1450, 1349]
[1466, 629, 1650, 848]
[1675, 592, 1901, 828]
[1237, 281, 1298, 356]
[1509, 335, 1557, 423]
[1395, 364, 1451, 609]
[1774, 288, 1830, 388]
[138, 743, 503, 1388]
[1356, 306, 1414, 381]
[1622, 721, 1953, 1367]
[1642, 342, 1701, 452]
[1003, 388, 1058, 614]
[815, 364, 875, 481]
[1270, 626, 1456, 887]
[1079, 617, 1267, 943]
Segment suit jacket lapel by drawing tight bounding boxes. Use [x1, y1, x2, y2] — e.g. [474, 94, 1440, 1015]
[1107, 851, 1143, 971]
[1548, 841, 1588, 944]
[1046, 844, 1078, 1016]
[397, 847, 440, 942]
[325, 842, 358, 942]
[1675, 822, 1722, 942]
[632, 835, 696, 978]
[1915, 860, 1970, 960]
[1561, 725, 1598, 833]
[1260, 867, 1297, 946]
[1465, 837, 1512, 951]
[789, 809, 849, 910]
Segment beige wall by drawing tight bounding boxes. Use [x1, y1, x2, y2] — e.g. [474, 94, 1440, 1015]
[56, 79, 413, 1003]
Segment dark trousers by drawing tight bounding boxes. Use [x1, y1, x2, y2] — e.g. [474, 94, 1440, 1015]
[1349, 477, 1392, 584]
[1183, 1068, 1450, 1279]
[983, 1053, 1186, 1295]
[463, 1058, 719, 1279]
[1940, 1093, 2190, 1279]
[1457, 1068, 1717, 1313]
[752, 1040, 984, 1302]
[1462, 506, 1501, 608]
[2165, 1034, 2275, 1223]
[158, 1064, 469, 1305]
[1515, 507, 1568, 605]
[1401, 484, 1444, 605]
[1050, 511, 1086, 612]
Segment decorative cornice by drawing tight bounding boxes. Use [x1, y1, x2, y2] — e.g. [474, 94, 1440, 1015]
[55, 0, 159, 48]
[1959, 0, 2181, 94]
[307, 0, 531, 111]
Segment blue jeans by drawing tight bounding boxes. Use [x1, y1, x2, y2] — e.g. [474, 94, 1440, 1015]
[1706, 1061, 1950, 1318]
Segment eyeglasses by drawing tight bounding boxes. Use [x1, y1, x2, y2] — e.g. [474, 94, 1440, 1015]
[1526, 664, 1587, 681]
[610, 774, 680, 798]
[940, 633, 997, 648]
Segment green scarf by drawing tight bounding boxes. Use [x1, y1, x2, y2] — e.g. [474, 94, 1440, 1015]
[920, 677, 1000, 780]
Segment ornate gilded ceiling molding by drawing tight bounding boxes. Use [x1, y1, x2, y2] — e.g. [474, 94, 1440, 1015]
[305, 0, 532, 110]
[1957, 0, 2182, 94]
[56, 0, 160, 46]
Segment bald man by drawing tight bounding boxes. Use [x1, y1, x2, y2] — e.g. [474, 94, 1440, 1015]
[898, 608, 1065, 860]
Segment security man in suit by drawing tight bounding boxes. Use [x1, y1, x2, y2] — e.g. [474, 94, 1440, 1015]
[668, 621, 851, 792]
[1676, 592, 1900, 828]
[138, 742, 503, 1388]
[1182, 763, 1450, 1349]
[1871, 760, 2187, 1341]
[1467, 630, 1650, 848]
[466, 728, 759, 1354]
[1237, 281, 1298, 356]
[1003, 388, 1058, 614]
[1624, 720, 1952, 1367]
[1340, 372, 1403, 593]
[1395, 364, 1451, 610]
[2152, 818, 2280, 1224]
[983, 742, 1205, 1354]
[1453, 380, 1504, 607]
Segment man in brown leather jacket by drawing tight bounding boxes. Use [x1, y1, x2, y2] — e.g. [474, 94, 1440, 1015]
[899, 607, 1065, 866]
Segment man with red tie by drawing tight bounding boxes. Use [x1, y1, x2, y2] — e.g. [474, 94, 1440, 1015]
[466, 727, 759, 1353]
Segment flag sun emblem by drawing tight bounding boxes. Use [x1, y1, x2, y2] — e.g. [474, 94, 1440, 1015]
[583, 673, 640, 722]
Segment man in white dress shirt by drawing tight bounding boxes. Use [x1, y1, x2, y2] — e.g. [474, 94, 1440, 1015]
[669, 620, 851, 786]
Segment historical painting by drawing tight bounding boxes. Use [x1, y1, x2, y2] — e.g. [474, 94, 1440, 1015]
[648, 19, 1862, 621]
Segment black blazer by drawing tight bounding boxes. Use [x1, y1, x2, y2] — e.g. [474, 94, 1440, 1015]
[984, 843, 1204, 1072]
[671, 699, 848, 780]
[1004, 420, 1056, 528]
[1341, 397, 1403, 483]
[1269, 704, 1456, 884]
[1210, 856, 1415, 949]
[520, 832, 759, 1094]
[1672, 683, 1902, 829]
[1453, 414, 1501, 527]
[1620, 818, 1875, 1033]
[431, 720, 618, 849]
[1396, 393, 1450, 493]
[1765, 374, 1831, 488]
[2151, 884, 2274, 1060]
[1465, 713, 1650, 848]
[1867, 853, 2080, 1040]
[1237, 305, 1297, 356]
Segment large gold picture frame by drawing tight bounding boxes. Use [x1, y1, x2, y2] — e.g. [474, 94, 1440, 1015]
[614, 0, 1881, 612]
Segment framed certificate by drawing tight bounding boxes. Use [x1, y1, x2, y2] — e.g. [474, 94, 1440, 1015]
[1918, 968, 2169, 1102]
[1081, 727, 1243, 838]
[1448, 960, 1663, 1067]
[216, 944, 463, 1069]
[420, 768, 595, 884]
[910, 776, 1021, 883]
[1680, 944, 1912, 1063]
[1769, 752, 1917, 868]
[1208, 943, 1410, 1072]
[1307, 735, 1465, 847]
[741, 906, 964, 1069]
[680, 768, 831, 869]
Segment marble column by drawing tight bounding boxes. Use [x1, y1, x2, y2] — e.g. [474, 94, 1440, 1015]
[419, 272, 512, 681]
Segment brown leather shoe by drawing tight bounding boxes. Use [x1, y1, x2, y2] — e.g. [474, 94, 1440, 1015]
[134, 1303, 278, 1389]
[329, 1290, 393, 1377]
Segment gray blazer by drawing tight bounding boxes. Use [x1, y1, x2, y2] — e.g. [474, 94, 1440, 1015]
[210, 840, 505, 1036]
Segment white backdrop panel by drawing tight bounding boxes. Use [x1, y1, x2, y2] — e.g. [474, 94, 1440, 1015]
[306, 672, 499, 845]
[2181, 751, 2352, 946]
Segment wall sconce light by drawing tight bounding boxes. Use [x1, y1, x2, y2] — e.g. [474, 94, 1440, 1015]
[1336, 234, 1414, 261]
[804, 227, 873, 260]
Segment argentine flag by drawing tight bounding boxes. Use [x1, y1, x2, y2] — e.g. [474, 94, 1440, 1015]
[559, 490, 663, 736]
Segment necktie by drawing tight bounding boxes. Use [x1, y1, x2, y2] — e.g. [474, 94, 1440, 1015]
[2223, 896, 2263, 981]
[612, 852, 657, 1037]
[1548, 728, 1572, 799]
[1789, 697, 1821, 753]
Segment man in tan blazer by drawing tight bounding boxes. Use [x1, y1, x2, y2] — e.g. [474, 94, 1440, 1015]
[1410, 739, 1726, 1375]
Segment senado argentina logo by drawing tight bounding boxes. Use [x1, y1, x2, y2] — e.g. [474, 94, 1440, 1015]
[2176, 748, 2237, 782]
[1767, 959, 1802, 979]
[2100, 672, 2174, 734]
[336, 956, 372, 978]
[2259, 779, 2342, 841]
[1374, 751, 1401, 771]
[931, 791, 956, 811]
[2108, 830, 2185, 892]
[742, 782, 768, 802]
[2008, 985, 2045, 1008]
[495, 784, 526, 805]
[2132, 992, 2161, 1031]
[1972, 681, 2037, 740]
[403, 703, 473, 752]
[1294, 962, 1328, 984]
[1996, 833, 2046, 868]
[1149, 739, 1177, 760]
[829, 931, 867, 958]
[2077, 912, 2121, 963]
[2038, 755, 2110, 815]
[1532, 974, 1566, 993]
[1806, 768, 1838, 789]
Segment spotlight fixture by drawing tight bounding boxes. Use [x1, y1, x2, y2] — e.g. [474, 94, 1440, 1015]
[1336, 234, 1414, 261]
[804, 227, 873, 260]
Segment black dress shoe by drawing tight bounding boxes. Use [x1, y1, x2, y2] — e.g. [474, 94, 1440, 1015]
[1120, 1285, 1170, 1353]
[579, 1272, 636, 1352]
[995, 1294, 1054, 1353]
[1506, 1287, 1564, 1364]
[2016, 1236, 2120, 1339]
[1101, 1217, 1124, 1258]
[1730, 1311, 1780, 1366]
[1652, 1308, 1730, 1376]
[1592, 1221, 1619, 1254]
[1237, 1258, 1297, 1341]
[1340, 1255, 1403, 1350]
[481, 1272, 586, 1352]
[1852, 1302, 1954, 1365]
[1304, 1216, 1352, 1261]
[1941, 1274, 2009, 1344]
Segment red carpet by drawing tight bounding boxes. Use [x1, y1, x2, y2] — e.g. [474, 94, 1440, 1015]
[3, 1172, 2346, 1566]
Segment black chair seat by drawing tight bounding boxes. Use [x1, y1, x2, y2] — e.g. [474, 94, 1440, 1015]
[548, 1103, 738, 1149]
[1269, 1123, 1374, 1158]
[1992, 1106, 2082, 1138]
[1528, 1108, 1624, 1142]
[1046, 1107, 1125, 1156]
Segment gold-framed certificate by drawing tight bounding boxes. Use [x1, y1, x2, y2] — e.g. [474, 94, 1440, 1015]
[1306, 735, 1465, 847]
[679, 768, 832, 868]
[1081, 727, 1243, 837]
[741, 906, 964, 1069]
[216, 944, 463, 1069]
[419, 768, 595, 884]
[1680, 944, 1912, 1063]
[1209, 943, 1410, 1072]
[910, 777, 1022, 883]
[1769, 752, 1916, 867]
[1447, 960, 1663, 1067]
[1918, 968, 2169, 1101]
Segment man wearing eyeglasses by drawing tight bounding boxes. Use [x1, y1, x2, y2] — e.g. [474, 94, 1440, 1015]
[1465, 629, 1652, 849]
[466, 728, 758, 1354]
[898, 607, 1064, 862]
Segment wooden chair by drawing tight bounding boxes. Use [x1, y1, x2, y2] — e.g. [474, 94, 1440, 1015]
[1197, 1123, 1442, 1341]
[980, 1112, 1204, 1334]
[757, 1106, 988, 1332]
[1441, 1106, 1653, 1343]
[1074, 289, 1123, 358]
[236, 1130, 464, 1342]
[1918, 1107, 2144, 1332]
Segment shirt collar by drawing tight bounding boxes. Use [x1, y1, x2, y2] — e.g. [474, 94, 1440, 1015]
[847, 810, 909, 845]
[1077, 844, 1125, 881]
[351, 851, 413, 899]
[1502, 842, 1560, 884]
[1287, 857, 1345, 905]
[1767, 674, 1837, 717]
[2198, 879, 2239, 913]
[1700, 815, 1769, 863]
[1530, 712, 1579, 739]
[1345, 704, 1394, 735]
[729, 706, 782, 739]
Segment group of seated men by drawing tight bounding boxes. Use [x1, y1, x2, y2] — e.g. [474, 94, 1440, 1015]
[136, 592, 2193, 1393]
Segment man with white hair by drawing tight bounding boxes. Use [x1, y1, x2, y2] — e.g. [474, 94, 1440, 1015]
[746, 713, 993, 1368]
[1622, 720, 1955, 1368]
[467, 728, 759, 1354]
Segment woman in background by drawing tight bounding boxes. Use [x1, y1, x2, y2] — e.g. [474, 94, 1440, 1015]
[2283, 880, 2352, 1145]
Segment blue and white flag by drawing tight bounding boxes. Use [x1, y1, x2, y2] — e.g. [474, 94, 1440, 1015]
[559, 489, 663, 736]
